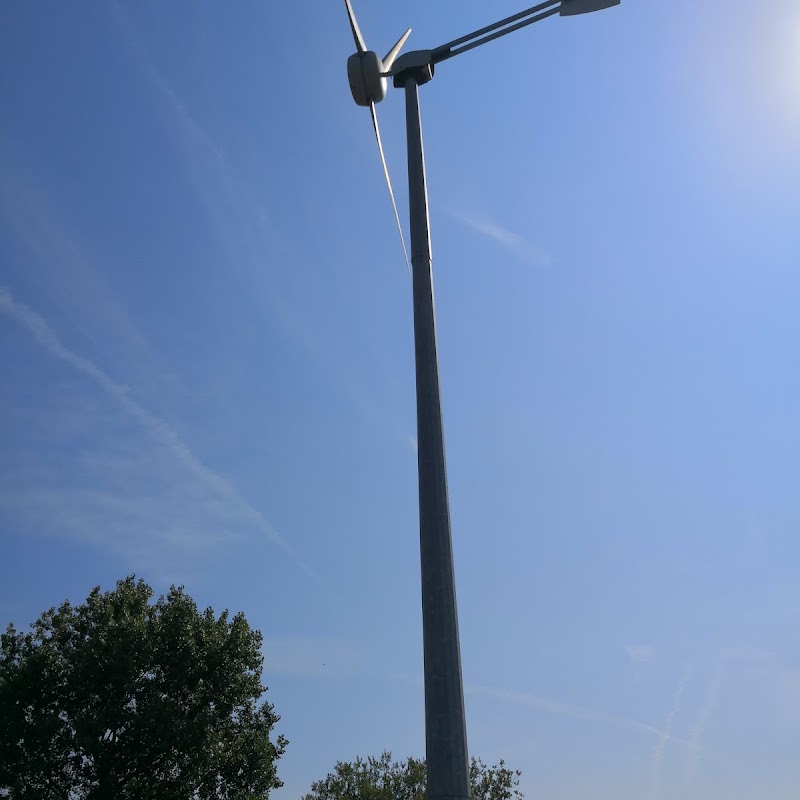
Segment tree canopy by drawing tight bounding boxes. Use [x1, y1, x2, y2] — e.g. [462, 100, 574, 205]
[302, 751, 523, 800]
[0, 576, 286, 800]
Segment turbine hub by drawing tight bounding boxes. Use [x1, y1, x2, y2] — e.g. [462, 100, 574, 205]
[347, 51, 387, 107]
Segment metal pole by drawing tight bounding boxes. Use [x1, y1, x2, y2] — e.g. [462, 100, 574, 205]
[403, 73, 471, 800]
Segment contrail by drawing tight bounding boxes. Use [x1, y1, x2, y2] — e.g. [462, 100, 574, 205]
[451, 211, 553, 268]
[686, 659, 725, 790]
[649, 665, 692, 800]
[0, 287, 319, 580]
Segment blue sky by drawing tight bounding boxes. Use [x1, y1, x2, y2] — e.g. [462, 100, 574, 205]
[1, 0, 799, 797]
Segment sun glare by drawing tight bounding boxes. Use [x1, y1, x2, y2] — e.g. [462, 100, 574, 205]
[746, 8, 800, 151]
[793, 16, 800, 84]
[776, 13, 800, 132]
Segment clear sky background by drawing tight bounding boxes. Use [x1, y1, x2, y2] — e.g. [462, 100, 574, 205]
[1, 1, 799, 798]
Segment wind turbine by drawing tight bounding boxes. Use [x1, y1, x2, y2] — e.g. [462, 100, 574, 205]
[343, 2, 620, 799]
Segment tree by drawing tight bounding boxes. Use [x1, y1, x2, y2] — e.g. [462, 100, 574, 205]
[0, 576, 287, 800]
[302, 751, 523, 800]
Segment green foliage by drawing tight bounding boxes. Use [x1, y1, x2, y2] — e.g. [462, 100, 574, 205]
[302, 751, 523, 800]
[0, 576, 286, 800]
[468, 756, 524, 800]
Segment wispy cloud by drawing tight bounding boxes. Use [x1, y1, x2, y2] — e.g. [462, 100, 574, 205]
[649, 665, 692, 800]
[109, 4, 415, 452]
[627, 643, 657, 667]
[0, 287, 317, 580]
[452, 211, 552, 267]
[466, 683, 690, 744]
[0, 154, 179, 400]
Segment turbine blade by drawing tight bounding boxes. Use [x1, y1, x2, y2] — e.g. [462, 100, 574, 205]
[370, 101, 411, 276]
[383, 28, 412, 72]
[344, 0, 367, 53]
